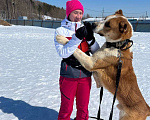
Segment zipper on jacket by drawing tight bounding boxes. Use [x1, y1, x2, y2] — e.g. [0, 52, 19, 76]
[75, 23, 77, 32]
[65, 64, 68, 71]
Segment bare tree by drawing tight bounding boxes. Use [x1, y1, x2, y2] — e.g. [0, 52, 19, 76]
[0, 0, 65, 20]
[6, 0, 10, 19]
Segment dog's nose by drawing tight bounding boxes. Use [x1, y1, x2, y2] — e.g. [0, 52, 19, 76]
[92, 23, 97, 29]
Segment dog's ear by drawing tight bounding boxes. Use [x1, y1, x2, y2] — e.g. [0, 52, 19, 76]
[119, 21, 127, 33]
[115, 9, 123, 16]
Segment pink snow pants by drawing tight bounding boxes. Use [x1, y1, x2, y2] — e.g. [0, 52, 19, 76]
[58, 76, 92, 120]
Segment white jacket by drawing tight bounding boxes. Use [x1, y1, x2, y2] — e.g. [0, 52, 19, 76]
[54, 17, 100, 58]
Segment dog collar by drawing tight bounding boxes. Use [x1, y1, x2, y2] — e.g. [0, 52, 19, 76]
[106, 39, 133, 50]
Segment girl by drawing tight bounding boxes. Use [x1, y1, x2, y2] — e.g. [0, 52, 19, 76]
[54, 0, 100, 119]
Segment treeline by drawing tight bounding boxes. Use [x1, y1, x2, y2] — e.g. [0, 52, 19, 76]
[0, 0, 66, 20]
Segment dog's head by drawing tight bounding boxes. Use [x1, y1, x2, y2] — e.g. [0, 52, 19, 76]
[93, 10, 133, 42]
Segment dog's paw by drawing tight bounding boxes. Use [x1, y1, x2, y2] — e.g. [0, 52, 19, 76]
[56, 35, 69, 45]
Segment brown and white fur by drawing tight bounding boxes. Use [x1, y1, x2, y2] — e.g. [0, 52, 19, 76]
[56, 10, 150, 120]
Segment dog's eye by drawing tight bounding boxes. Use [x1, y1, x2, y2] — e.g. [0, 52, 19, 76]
[105, 21, 110, 28]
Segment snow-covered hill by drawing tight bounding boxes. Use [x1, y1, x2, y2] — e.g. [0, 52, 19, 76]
[0, 25, 150, 120]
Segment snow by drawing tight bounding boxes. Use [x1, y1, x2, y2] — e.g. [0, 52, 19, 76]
[0, 25, 150, 120]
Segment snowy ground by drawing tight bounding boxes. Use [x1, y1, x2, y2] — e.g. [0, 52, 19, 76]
[0, 25, 150, 120]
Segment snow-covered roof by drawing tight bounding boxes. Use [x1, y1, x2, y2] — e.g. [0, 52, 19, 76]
[83, 18, 103, 22]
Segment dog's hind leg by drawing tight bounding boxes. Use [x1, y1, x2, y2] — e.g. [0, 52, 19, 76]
[93, 71, 103, 88]
[117, 104, 126, 120]
[148, 106, 150, 116]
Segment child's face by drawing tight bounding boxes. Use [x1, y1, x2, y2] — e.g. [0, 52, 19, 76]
[69, 10, 83, 22]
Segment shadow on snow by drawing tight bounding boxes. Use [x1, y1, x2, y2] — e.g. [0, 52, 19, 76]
[0, 96, 58, 120]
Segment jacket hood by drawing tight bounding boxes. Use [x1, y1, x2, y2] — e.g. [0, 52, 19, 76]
[61, 17, 83, 32]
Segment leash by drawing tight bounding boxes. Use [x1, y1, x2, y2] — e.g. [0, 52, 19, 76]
[97, 87, 104, 120]
[109, 49, 122, 120]
[89, 87, 104, 120]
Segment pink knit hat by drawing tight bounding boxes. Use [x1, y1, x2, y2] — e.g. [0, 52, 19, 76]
[66, 0, 84, 17]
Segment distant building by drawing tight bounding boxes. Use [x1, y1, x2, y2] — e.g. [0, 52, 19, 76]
[18, 16, 28, 20]
[42, 15, 53, 20]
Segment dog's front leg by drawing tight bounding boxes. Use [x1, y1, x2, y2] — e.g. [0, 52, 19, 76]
[73, 49, 94, 71]
[56, 35, 95, 71]
[74, 48, 119, 71]
[73, 49, 108, 71]
[56, 35, 114, 71]
[56, 35, 69, 44]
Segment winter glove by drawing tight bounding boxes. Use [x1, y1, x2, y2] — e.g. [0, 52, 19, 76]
[75, 26, 87, 40]
[84, 22, 95, 41]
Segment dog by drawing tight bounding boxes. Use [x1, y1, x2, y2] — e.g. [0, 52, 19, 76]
[56, 10, 150, 120]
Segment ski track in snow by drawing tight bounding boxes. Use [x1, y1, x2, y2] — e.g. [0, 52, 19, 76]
[0, 25, 150, 120]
